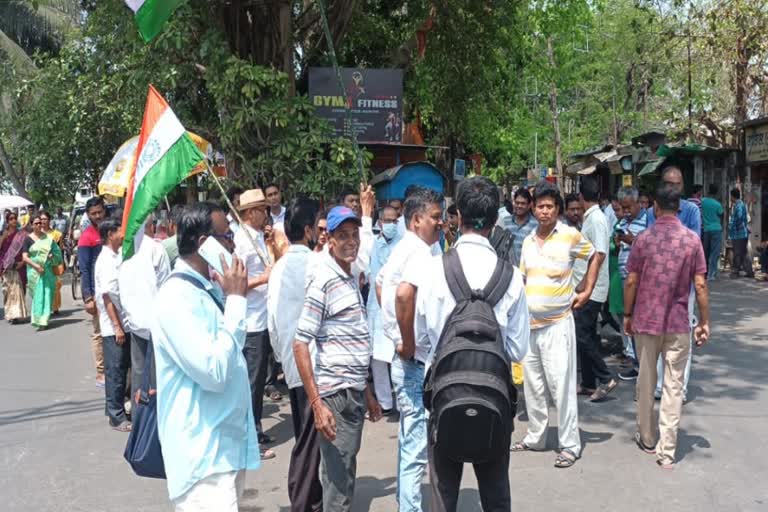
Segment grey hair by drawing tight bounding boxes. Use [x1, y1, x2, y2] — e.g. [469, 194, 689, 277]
[617, 186, 639, 202]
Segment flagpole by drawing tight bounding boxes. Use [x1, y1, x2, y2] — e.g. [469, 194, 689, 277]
[203, 161, 271, 267]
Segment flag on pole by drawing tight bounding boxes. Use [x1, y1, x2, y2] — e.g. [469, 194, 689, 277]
[121, 85, 205, 259]
[125, 0, 187, 42]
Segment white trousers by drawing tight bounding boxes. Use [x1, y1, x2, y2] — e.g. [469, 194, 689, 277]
[174, 470, 245, 512]
[371, 359, 394, 410]
[522, 314, 581, 457]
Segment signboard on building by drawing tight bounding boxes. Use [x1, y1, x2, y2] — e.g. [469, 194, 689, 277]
[309, 67, 403, 143]
[745, 122, 768, 163]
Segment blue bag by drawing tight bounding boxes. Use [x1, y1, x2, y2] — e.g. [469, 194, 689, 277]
[123, 341, 166, 479]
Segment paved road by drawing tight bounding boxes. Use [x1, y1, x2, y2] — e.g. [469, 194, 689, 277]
[1, 278, 767, 511]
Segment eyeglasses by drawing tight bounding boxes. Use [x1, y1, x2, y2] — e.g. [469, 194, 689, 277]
[208, 231, 235, 242]
[317, 226, 327, 233]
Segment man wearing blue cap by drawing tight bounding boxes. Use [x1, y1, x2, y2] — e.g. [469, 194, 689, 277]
[293, 205, 382, 512]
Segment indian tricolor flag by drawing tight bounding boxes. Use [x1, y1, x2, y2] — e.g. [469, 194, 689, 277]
[125, 0, 187, 42]
[121, 85, 204, 259]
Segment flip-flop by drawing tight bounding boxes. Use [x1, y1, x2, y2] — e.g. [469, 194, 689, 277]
[111, 421, 132, 433]
[268, 390, 283, 402]
[635, 433, 656, 454]
[510, 441, 532, 452]
[260, 447, 276, 460]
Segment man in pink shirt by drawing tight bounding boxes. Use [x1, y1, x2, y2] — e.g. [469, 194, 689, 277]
[623, 184, 710, 469]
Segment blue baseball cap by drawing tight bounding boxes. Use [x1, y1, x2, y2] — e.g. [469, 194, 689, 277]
[327, 206, 362, 233]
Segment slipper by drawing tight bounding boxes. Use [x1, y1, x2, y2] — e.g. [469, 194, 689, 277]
[111, 421, 132, 433]
[554, 449, 578, 468]
[268, 390, 283, 402]
[656, 460, 675, 470]
[577, 386, 596, 396]
[260, 447, 276, 460]
[510, 441, 532, 452]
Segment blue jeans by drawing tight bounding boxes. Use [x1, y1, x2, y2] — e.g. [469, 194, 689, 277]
[103, 334, 131, 426]
[390, 358, 427, 512]
[702, 230, 722, 279]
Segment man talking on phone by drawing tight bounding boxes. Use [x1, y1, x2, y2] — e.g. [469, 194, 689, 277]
[151, 202, 260, 511]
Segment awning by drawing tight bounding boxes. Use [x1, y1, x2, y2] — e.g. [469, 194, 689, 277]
[565, 161, 585, 175]
[638, 158, 665, 177]
[577, 165, 597, 175]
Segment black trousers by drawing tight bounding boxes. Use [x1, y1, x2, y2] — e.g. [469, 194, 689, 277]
[287, 387, 323, 512]
[243, 330, 270, 435]
[103, 333, 131, 426]
[731, 238, 754, 276]
[130, 334, 154, 404]
[575, 299, 613, 389]
[428, 441, 511, 512]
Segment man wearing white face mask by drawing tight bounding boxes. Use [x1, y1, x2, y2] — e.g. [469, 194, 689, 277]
[367, 205, 400, 414]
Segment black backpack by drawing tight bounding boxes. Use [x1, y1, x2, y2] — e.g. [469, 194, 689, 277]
[423, 249, 517, 464]
[489, 225, 517, 267]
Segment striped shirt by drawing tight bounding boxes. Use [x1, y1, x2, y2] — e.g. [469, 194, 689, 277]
[520, 221, 594, 330]
[617, 209, 648, 279]
[499, 212, 538, 266]
[295, 252, 371, 397]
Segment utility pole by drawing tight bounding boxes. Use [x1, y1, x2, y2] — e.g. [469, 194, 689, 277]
[547, 37, 563, 183]
[687, 24, 693, 140]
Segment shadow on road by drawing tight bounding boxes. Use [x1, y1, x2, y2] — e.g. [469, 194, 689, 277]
[0, 398, 103, 427]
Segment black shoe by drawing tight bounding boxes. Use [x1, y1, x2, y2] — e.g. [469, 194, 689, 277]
[618, 368, 639, 381]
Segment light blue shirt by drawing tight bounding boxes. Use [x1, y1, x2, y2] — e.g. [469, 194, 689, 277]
[647, 199, 701, 237]
[151, 259, 260, 501]
[367, 235, 395, 360]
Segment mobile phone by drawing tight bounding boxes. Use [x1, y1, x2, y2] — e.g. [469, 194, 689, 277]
[198, 236, 233, 276]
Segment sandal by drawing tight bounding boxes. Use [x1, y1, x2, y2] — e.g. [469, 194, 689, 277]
[111, 421, 132, 433]
[554, 449, 578, 468]
[577, 386, 596, 396]
[510, 441, 532, 452]
[635, 433, 656, 455]
[268, 390, 283, 402]
[260, 447, 276, 460]
[656, 459, 675, 470]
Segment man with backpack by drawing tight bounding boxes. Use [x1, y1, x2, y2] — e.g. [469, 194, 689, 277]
[399, 176, 530, 511]
[512, 181, 600, 469]
[377, 187, 444, 511]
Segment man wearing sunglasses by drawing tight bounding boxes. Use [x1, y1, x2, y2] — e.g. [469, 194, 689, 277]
[233, 188, 277, 461]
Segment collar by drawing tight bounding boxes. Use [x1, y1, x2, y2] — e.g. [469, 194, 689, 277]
[531, 220, 563, 241]
[403, 230, 431, 249]
[655, 215, 681, 226]
[287, 244, 311, 254]
[174, 259, 214, 291]
[453, 233, 495, 252]
[515, 213, 534, 226]
[323, 251, 355, 280]
[584, 204, 601, 218]
[272, 205, 286, 218]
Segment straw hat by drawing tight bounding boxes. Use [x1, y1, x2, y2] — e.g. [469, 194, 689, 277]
[237, 188, 267, 211]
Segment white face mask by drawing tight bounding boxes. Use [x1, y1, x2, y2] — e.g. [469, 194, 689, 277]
[381, 222, 398, 240]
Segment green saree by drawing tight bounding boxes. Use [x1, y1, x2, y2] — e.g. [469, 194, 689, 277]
[26, 236, 62, 328]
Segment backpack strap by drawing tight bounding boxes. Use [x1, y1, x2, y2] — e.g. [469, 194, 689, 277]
[171, 273, 225, 313]
[482, 258, 514, 307]
[443, 249, 472, 302]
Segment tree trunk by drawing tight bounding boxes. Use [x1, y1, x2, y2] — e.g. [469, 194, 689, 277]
[0, 139, 30, 200]
[547, 37, 563, 183]
[279, 0, 294, 95]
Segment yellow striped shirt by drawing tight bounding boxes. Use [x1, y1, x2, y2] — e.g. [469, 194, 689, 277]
[519, 221, 594, 329]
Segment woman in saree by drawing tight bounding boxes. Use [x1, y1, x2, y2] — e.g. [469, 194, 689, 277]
[0, 211, 28, 323]
[21, 213, 63, 330]
[40, 211, 64, 314]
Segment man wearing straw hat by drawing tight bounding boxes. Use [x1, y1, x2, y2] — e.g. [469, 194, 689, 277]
[234, 188, 277, 460]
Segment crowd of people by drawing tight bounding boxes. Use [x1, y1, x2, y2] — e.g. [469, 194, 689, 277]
[2, 166, 752, 511]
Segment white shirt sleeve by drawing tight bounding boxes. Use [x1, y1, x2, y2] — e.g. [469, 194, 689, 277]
[154, 242, 172, 286]
[504, 271, 530, 363]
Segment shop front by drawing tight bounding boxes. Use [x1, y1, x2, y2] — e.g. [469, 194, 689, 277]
[744, 118, 768, 244]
